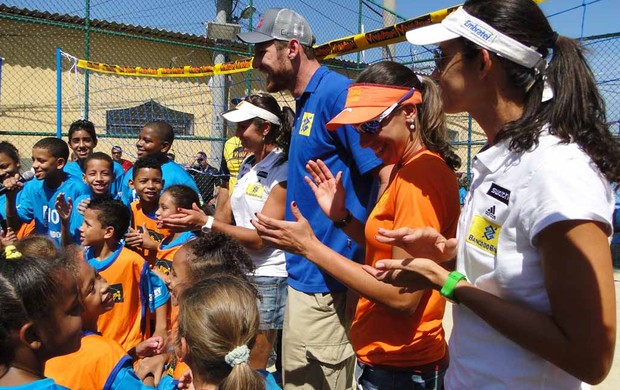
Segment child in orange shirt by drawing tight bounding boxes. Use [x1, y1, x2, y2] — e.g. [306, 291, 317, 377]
[125, 157, 168, 264]
[152, 185, 200, 278]
[135, 233, 255, 384]
[80, 198, 169, 351]
[45, 246, 180, 390]
[0, 245, 81, 389]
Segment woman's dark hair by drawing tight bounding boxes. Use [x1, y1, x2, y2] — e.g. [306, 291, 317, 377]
[356, 61, 461, 171]
[162, 184, 201, 210]
[0, 141, 20, 164]
[462, 0, 620, 183]
[245, 94, 294, 162]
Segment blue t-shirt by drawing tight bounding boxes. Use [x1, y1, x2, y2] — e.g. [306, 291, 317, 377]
[16, 176, 90, 246]
[0, 378, 70, 389]
[285, 66, 382, 293]
[121, 159, 200, 205]
[64, 160, 125, 200]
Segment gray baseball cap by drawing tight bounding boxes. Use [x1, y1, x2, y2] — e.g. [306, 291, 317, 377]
[237, 8, 315, 46]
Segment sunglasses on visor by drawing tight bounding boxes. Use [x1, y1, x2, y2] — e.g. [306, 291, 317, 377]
[356, 87, 416, 134]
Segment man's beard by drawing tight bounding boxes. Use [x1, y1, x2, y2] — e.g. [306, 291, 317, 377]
[264, 67, 295, 93]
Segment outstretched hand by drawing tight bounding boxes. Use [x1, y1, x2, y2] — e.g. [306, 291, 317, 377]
[0, 227, 17, 247]
[54, 193, 73, 222]
[135, 336, 165, 358]
[251, 201, 319, 258]
[375, 226, 457, 263]
[304, 159, 348, 221]
[161, 202, 207, 231]
[362, 257, 448, 293]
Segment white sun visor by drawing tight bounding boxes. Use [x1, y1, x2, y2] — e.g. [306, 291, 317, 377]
[406, 7, 547, 75]
[221, 100, 281, 125]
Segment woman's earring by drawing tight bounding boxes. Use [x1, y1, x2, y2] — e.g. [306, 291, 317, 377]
[408, 122, 415, 131]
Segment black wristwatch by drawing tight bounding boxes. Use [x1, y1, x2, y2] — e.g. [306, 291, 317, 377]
[333, 209, 353, 228]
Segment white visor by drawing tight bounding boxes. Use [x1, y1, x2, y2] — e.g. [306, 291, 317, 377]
[221, 100, 281, 125]
[406, 7, 547, 75]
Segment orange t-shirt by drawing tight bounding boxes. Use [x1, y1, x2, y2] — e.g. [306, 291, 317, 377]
[351, 150, 460, 368]
[130, 200, 168, 264]
[154, 231, 196, 278]
[45, 331, 128, 389]
[16, 219, 35, 239]
[89, 246, 150, 351]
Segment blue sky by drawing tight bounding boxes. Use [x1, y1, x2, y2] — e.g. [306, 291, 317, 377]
[396, 0, 616, 39]
[4, 1, 616, 40]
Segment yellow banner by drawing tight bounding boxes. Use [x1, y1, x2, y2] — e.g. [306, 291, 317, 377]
[74, 1, 547, 77]
[76, 59, 253, 77]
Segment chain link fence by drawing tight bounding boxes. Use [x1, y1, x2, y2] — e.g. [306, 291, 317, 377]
[1, 0, 618, 187]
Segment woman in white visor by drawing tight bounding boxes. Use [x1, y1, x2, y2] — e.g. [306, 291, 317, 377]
[363, 0, 620, 388]
[163, 93, 294, 374]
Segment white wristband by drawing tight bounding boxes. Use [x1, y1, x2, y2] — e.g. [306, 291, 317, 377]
[201, 215, 215, 233]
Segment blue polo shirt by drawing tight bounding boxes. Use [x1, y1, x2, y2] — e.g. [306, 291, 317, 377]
[286, 66, 382, 294]
[64, 160, 125, 199]
[16, 176, 90, 246]
[121, 159, 200, 205]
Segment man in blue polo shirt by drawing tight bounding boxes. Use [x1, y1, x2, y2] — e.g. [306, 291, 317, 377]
[239, 8, 385, 389]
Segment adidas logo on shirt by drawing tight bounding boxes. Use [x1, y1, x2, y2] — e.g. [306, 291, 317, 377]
[485, 205, 496, 220]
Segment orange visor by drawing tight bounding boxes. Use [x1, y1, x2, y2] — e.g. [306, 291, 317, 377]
[326, 83, 423, 131]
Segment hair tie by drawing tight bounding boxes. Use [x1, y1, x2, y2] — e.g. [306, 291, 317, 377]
[547, 31, 559, 50]
[5, 245, 22, 260]
[224, 345, 250, 367]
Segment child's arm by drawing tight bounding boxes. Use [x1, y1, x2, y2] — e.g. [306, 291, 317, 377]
[128, 336, 164, 360]
[3, 175, 25, 232]
[55, 193, 73, 247]
[153, 302, 168, 342]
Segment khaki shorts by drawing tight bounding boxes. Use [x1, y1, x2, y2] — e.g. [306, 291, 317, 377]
[282, 286, 356, 390]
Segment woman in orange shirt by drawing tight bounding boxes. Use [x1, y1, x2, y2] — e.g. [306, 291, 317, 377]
[252, 61, 461, 389]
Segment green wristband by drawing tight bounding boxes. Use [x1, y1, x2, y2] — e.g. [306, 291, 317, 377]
[440, 271, 467, 304]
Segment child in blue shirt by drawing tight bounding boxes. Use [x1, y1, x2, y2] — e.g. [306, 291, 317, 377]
[2, 137, 89, 246]
[64, 119, 125, 199]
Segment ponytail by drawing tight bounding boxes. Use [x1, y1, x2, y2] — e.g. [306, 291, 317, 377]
[461, 0, 620, 183]
[220, 362, 265, 390]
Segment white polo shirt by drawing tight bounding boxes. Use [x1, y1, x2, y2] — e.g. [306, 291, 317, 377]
[446, 131, 613, 389]
[231, 148, 288, 277]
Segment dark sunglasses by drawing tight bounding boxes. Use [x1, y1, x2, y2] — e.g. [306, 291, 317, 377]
[356, 88, 416, 135]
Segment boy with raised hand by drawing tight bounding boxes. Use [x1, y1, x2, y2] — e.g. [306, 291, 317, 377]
[3, 137, 89, 246]
[121, 120, 200, 205]
[57, 152, 117, 246]
[80, 198, 169, 352]
[124, 157, 168, 263]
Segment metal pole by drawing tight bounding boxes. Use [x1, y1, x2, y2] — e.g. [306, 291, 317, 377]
[357, 0, 363, 68]
[382, 0, 396, 61]
[56, 48, 62, 138]
[212, 0, 232, 151]
[84, 0, 90, 120]
[467, 114, 472, 181]
[246, 0, 253, 97]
